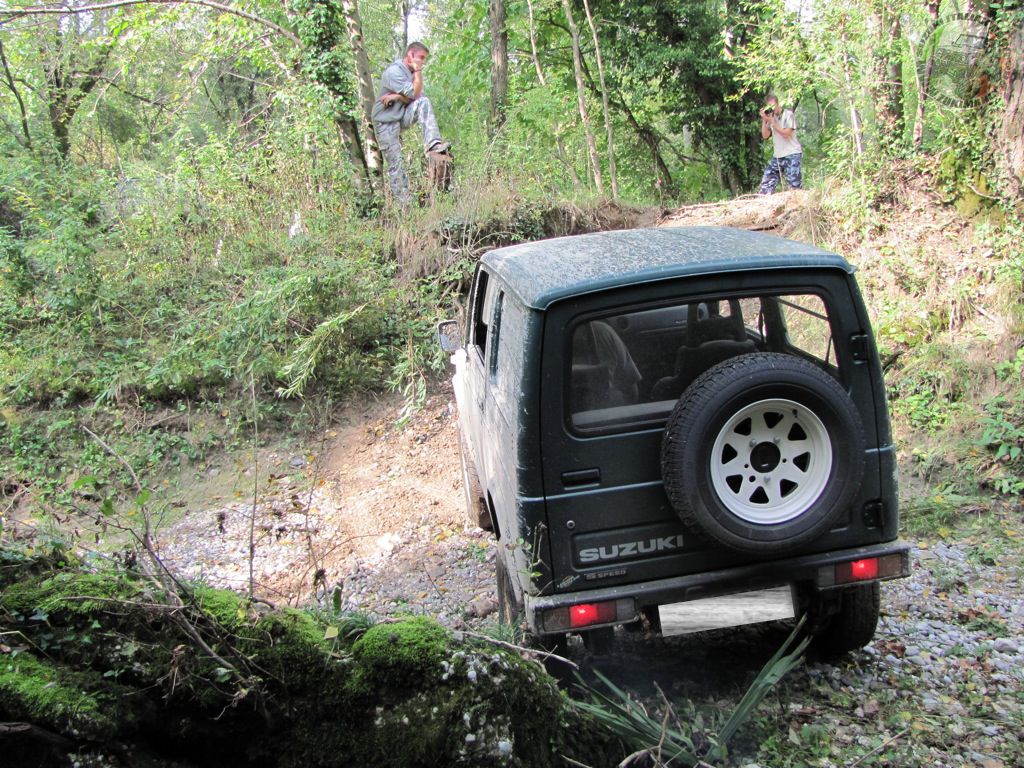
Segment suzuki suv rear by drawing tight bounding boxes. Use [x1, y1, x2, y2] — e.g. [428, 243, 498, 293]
[439, 226, 909, 656]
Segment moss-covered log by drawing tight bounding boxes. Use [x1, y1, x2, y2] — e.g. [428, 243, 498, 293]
[0, 547, 618, 767]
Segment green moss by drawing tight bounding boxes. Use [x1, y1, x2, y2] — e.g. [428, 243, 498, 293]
[0, 653, 125, 740]
[349, 616, 449, 693]
[190, 584, 252, 631]
[2, 570, 144, 619]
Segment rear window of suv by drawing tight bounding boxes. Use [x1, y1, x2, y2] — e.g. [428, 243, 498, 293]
[568, 293, 837, 434]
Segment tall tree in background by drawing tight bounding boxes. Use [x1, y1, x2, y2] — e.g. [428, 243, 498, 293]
[291, 0, 370, 185]
[37, 10, 119, 161]
[340, 0, 384, 178]
[911, 0, 942, 147]
[524, 0, 581, 188]
[581, 0, 617, 197]
[867, 0, 906, 150]
[979, 1, 1024, 199]
[562, 0, 603, 193]
[488, 0, 508, 136]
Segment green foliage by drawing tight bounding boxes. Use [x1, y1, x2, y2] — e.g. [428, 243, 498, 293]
[290, 0, 360, 122]
[574, 618, 810, 766]
[979, 394, 1024, 495]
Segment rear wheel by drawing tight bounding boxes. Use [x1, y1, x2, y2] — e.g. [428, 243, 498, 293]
[808, 583, 881, 658]
[459, 433, 492, 531]
[496, 556, 569, 671]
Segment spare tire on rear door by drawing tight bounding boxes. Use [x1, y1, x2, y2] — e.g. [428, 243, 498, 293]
[661, 352, 864, 555]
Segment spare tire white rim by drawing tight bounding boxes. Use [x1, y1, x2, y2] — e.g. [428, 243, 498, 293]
[709, 397, 833, 525]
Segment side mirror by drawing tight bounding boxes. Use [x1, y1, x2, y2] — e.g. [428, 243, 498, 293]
[437, 319, 462, 352]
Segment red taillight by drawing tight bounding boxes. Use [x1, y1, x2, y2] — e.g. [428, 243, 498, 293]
[569, 601, 617, 629]
[830, 554, 905, 586]
[850, 558, 879, 580]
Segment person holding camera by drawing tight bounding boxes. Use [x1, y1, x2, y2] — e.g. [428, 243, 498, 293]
[757, 95, 802, 194]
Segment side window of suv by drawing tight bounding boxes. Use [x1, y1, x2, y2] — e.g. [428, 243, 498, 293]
[471, 269, 493, 356]
[470, 269, 503, 375]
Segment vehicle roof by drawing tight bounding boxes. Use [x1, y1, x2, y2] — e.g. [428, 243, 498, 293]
[482, 226, 852, 310]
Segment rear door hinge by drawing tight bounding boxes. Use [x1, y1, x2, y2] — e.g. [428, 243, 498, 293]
[849, 333, 870, 362]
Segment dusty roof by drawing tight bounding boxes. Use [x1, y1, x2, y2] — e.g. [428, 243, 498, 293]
[483, 226, 850, 310]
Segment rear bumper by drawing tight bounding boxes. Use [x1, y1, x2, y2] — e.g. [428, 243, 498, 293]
[524, 539, 911, 634]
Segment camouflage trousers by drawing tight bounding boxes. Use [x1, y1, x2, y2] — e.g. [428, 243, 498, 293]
[374, 96, 442, 205]
[758, 152, 803, 195]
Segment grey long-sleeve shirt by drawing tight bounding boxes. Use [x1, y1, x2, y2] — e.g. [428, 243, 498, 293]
[371, 60, 415, 123]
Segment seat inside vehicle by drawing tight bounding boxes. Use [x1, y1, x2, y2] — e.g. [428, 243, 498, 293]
[649, 300, 757, 401]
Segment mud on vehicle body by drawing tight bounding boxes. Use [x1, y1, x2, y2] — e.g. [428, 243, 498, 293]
[439, 226, 910, 657]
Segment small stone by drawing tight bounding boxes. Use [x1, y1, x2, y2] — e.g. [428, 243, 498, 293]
[468, 598, 498, 618]
[992, 638, 1019, 654]
[465, 733, 476, 744]
[290, 456, 307, 469]
[425, 563, 445, 579]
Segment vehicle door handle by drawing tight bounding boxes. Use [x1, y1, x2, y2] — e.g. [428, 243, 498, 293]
[562, 468, 601, 487]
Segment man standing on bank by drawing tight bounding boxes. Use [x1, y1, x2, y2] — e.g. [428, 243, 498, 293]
[372, 42, 451, 206]
[757, 95, 802, 195]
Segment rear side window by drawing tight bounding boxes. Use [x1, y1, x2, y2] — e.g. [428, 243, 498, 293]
[568, 293, 837, 433]
[775, 294, 834, 366]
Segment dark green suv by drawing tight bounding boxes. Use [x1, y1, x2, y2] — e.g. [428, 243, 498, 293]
[440, 226, 909, 656]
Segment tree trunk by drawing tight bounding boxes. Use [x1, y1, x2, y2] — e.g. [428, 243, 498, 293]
[580, 0, 617, 198]
[400, 0, 410, 52]
[912, 1, 941, 148]
[339, 0, 383, 179]
[488, 0, 508, 136]
[619, 98, 674, 195]
[41, 25, 114, 161]
[562, 0, 603, 195]
[337, 119, 368, 189]
[525, 0, 580, 189]
[0, 39, 31, 149]
[995, 22, 1024, 197]
[868, 2, 905, 150]
[839, 25, 865, 161]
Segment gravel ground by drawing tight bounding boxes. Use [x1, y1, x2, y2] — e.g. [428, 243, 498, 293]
[311, 504, 1024, 765]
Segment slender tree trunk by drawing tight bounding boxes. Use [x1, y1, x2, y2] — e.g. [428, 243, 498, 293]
[0, 39, 31, 148]
[580, 0, 617, 198]
[614, 95, 673, 194]
[488, 0, 508, 136]
[995, 21, 1024, 197]
[868, 2, 905, 150]
[337, 119, 368, 188]
[339, 0, 383, 179]
[839, 25, 865, 160]
[562, 0, 603, 195]
[525, 0, 580, 189]
[401, 0, 410, 51]
[912, 2, 941, 147]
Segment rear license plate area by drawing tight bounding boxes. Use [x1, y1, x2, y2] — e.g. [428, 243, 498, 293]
[659, 586, 795, 637]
